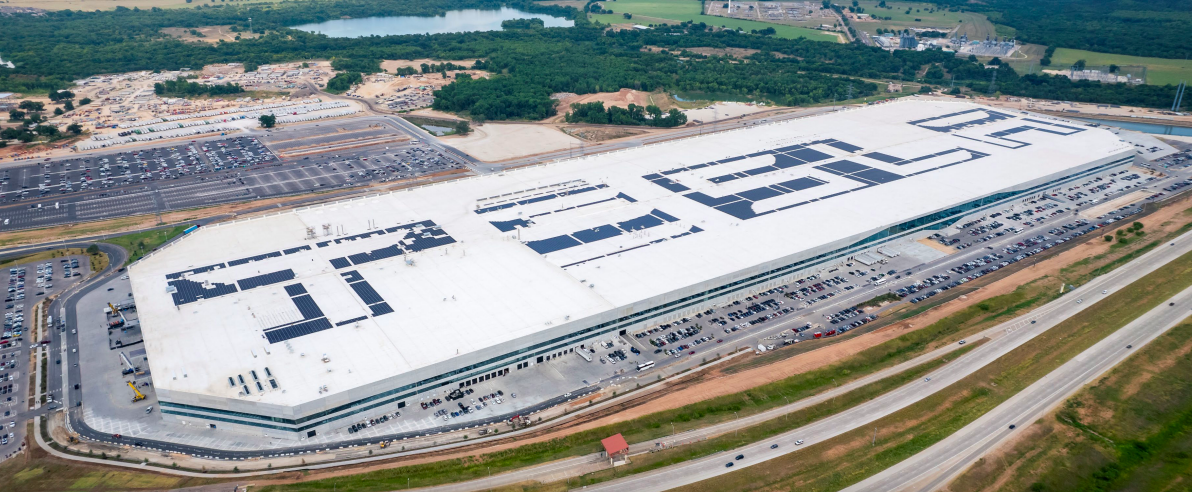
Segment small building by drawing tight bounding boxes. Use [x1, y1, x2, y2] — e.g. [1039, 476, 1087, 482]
[602, 433, 630, 465]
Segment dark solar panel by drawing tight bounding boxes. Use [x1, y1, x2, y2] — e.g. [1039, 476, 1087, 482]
[816, 160, 872, 175]
[774, 144, 806, 153]
[332, 230, 386, 245]
[852, 168, 904, 184]
[642, 173, 663, 180]
[329, 257, 352, 269]
[684, 192, 742, 207]
[736, 187, 784, 202]
[617, 214, 664, 231]
[616, 192, 638, 203]
[237, 269, 296, 291]
[863, 152, 903, 164]
[475, 202, 515, 214]
[490, 218, 533, 232]
[572, 225, 622, 243]
[744, 166, 777, 176]
[788, 148, 833, 162]
[349, 281, 385, 305]
[708, 174, 740, 184]
[777, 177, 827, 191]
[265, 318, 333, 344]
[771, 154, 805, 169]
[650, 178, 691, 193]
[747, 150, 776, 158]
[165, 263, 225, 280]
[283, 245, 312, 255]
[526, 235, 582, 254]
[369, 302, 394, 316]
[227, 251, 282, 267]
[291, 295, 325, 319]
[348, 244, 403, 266]
[168, 278, 238, 306]
[651, 209, 680, 222]
[719, 156, 746, 164]
[284, 283, 307, 296]
[340, 270, 364, 283]
[335, 316, 369, 326]
[715, 200, 765, 220]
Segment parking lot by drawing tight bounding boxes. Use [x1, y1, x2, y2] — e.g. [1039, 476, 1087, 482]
[0, 254, 89, 461]
[0, 119, 470, 231]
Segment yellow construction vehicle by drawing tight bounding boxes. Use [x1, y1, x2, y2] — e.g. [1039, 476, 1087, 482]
[127, 381, 146, 402]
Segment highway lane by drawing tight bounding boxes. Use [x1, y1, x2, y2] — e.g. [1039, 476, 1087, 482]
[565, 230, 1192, 492]
[847, 283, 1192, 492]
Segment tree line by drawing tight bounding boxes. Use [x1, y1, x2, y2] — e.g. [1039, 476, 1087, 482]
[564, 102, 687, 127]
[154, 78, 244, 97]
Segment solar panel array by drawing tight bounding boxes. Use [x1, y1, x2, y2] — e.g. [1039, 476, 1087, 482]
[475, 184, 609, 214]
[327, 219, 456, 270]
[526, 208, 683, 255]
[168, 278, 238, 305]
[165, 263, 225, 280]
[910, 108, 1015, 133]
[262, 283, 334, 344]
[228, 251, 283, 267]
[265, 318, 333, 344]
[236, 269, 296, 291]
[340, 270, 394, 319]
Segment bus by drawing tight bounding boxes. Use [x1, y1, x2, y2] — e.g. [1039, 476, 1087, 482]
[636, 361, 655, 372]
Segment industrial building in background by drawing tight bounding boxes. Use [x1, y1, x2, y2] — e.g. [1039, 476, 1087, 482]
[129, 100, 1134, 438]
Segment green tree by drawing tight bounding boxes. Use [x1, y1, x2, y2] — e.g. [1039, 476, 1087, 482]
[53, 107, 64, 116]
[1073, 59, 1086, 70]
[34, 125, 59, 137]
[18, 100, 44, 112]
[454, 120, 471, 135]
[67, 123, 84, 134]
[258, 114, 276, 128]
[79, 98, 92, 106]
[86, 244, 100, 255]
[63, 100, 74, 111]
[7, 109, 24, 121]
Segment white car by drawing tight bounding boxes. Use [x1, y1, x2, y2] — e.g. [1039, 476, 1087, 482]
[795, 439, 804, 445]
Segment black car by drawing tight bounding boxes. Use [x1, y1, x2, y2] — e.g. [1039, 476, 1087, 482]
[735, 454, 745, 460]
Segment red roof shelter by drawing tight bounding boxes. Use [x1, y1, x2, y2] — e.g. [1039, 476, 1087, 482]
[601, 433, 630, 464]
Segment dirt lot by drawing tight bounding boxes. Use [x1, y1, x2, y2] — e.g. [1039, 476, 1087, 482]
[444, 123, 582, 162]
[643, 45, 764, 58]
[552, 89, 675, 120]
[161, 25, 259, 44]
[561, 126, 650, 142]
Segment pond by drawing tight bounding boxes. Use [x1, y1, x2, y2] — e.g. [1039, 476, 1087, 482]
[1072, 117, 1192, 137]
[292, 7, 572, 37]
[420, 124, 456, 136]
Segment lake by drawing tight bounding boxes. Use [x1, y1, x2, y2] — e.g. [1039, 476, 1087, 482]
[1072, 117, 1192, 137]
[292, 7, 572, 37]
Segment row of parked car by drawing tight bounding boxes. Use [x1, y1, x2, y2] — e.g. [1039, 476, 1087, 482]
[347, 412, 399, 434]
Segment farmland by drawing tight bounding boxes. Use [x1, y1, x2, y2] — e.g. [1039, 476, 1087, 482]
[1048, 48, 1192, 86]
[588, 0, 840, 42]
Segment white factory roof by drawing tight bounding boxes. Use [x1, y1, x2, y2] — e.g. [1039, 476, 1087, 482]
[130, 100, 1131, 407]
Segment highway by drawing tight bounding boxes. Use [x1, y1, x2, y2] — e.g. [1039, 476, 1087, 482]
[846, 285, 1192, 491]
[518, 230, 1192, 492]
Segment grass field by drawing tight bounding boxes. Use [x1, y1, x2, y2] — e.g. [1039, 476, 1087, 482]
[588, 0, 840, 42]
[850, 1, 993, 38]
[1049, 48, 1192, 86]
[949, 319, 1192, 492]
[101, 225, 188, 266]
[0, 0, 283, 11]
[672, 229, 1192, 492]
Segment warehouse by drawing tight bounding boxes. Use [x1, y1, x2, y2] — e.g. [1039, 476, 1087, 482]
[129, 100, 1135, 438]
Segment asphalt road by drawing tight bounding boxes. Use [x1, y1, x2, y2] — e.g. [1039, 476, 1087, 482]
[559, 229, 1192, 492]
[847, 283, 1192, 491]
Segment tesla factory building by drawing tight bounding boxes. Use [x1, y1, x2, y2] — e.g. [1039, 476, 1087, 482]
[130, 101, 1134, 438]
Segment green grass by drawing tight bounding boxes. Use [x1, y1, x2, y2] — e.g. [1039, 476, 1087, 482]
[1049, 48, 1192, 86]
[101, 225, 189, 266]
[851, 0, 993, 37]
[856, 292, 900, 308]
[588, 0, 840, 42]
[950, 320, 1192, 492]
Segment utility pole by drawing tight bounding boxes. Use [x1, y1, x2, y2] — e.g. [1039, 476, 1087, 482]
[872, 427, 877, 446]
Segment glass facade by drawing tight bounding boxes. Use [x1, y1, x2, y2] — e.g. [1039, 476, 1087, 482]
[161, 155, 1132, 432]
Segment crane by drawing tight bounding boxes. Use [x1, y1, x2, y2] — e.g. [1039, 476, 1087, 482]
[127, 381, 146, 402]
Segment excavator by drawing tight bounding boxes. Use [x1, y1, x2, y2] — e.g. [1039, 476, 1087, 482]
[127, 381, 146, 402]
